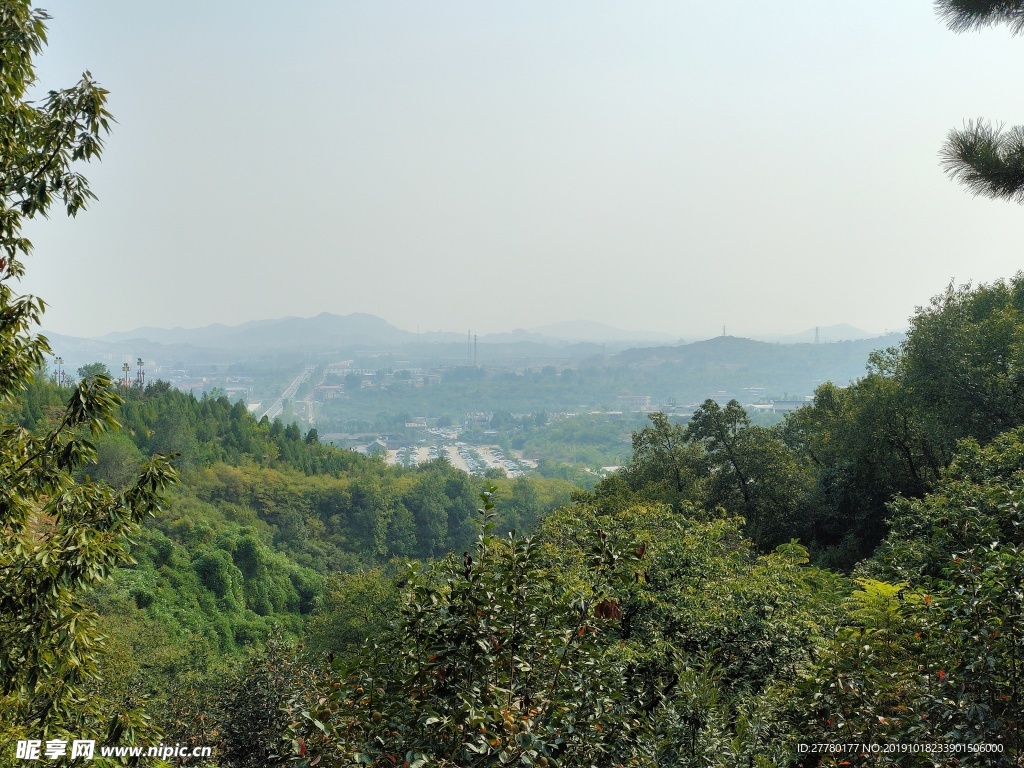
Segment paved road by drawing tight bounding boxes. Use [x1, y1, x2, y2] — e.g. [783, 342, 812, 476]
[259, 366, 314, 421]
[298, 366, 327, 425]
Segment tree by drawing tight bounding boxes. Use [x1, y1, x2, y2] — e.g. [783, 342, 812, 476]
[77, 362, 111, 380]
[937, 0, 1024, 201]
[0, 1, 177, 748]
[505, 475, 542, 533]
[407, 471, 451, 556]
[217, 635, 320, 768]
[300, 489, 656, 768]
[803, 429, 1024, 763]
[305, 567, 401, 659]
[686, 400, 813, 550]
[783, 373, 939, 568]
[87, 431, 145, 488]
[685, 400, 754, 508]
[609, 411, 707, 513]
[899, 275, 1024, 449]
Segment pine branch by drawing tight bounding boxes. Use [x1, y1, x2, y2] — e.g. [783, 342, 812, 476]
[941, 120, 1024, 202]
[936, 0, 1024, 34]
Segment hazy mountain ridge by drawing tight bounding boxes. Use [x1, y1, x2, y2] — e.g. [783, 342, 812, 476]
[84, 313, 678, 355]
[611, 333, 905, 367]
[42, 315, 902, 391]
[528, 320, 681, 344]
[749, 323, 890, 344]
[88, 313, 881, 351]
[97, 312, 406, 348]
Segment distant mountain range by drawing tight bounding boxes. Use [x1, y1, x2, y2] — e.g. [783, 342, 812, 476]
[92, 313, 681, 350]
[96, 312, 412, 349]
[529, 320, 681, 344]
[748, 323, 887, 344]
[39, 313, 900, 381]
[93, 313, 880, 350]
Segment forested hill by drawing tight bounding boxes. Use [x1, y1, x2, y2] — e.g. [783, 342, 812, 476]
[601, 332, 904, 393]
[2, 375, 574, 703]
[611, 332, 901, 367]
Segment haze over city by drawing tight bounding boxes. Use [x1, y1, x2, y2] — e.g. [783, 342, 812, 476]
[20, 0, 1024, 339]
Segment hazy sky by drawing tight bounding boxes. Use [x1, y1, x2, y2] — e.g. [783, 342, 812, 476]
[19, 1, 1024, 339]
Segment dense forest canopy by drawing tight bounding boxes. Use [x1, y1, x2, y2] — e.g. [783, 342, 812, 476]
[6, 279, 1024, 766]
[4, 1, 1024, 766]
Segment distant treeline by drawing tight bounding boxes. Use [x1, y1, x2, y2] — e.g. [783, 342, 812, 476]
[315, 334, 896, 433]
